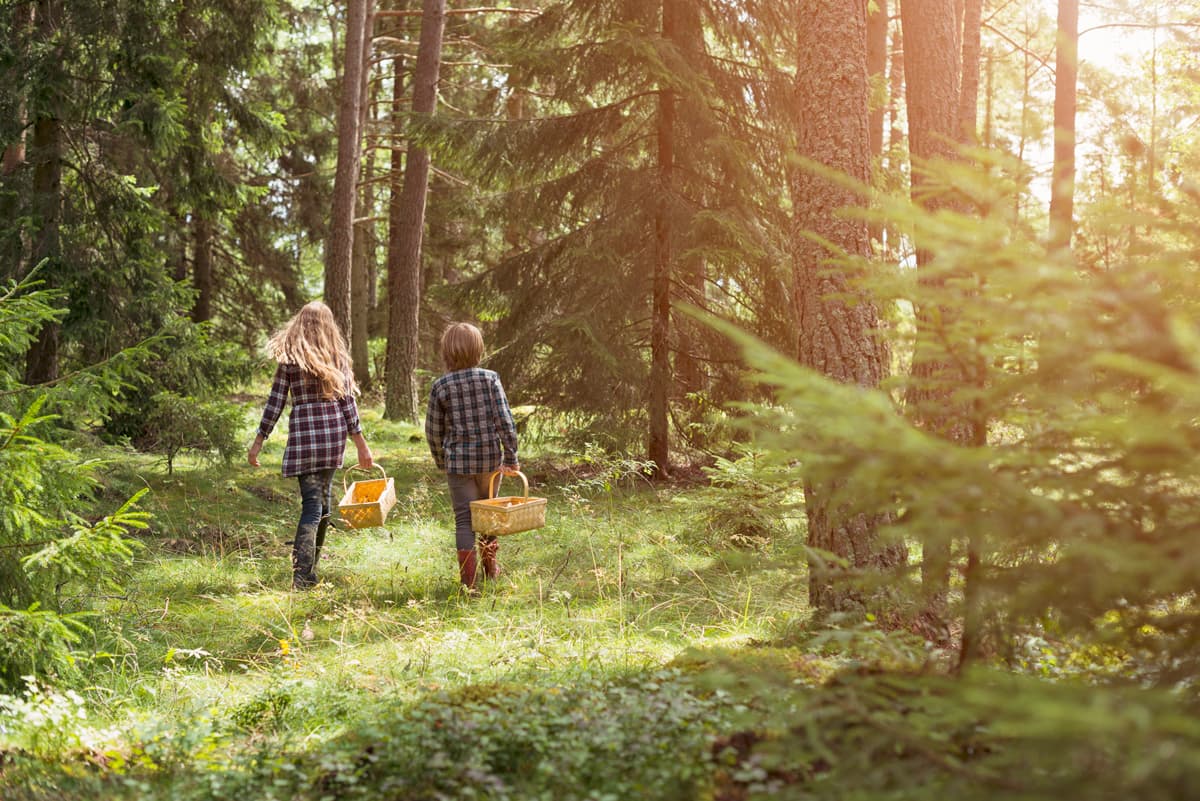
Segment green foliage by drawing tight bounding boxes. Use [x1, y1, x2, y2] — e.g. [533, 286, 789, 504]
[0, 672, 725, 801]
[0, 609, 92, 690]
[314, 673, 719, 801]
[0, 679, 103, 760]
[430, 0, 797, 439]
[675, 450, 802, 550]
[141, 392, 245, 474]
[20, 490, 149, 594]
[103, 316, 255, 468]
[696, 663, 1200, 801]
[0, 278, 150, 690]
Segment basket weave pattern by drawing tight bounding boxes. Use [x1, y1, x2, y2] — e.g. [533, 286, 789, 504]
[470, 471, 547, 536]
[337, 467, 396, 529]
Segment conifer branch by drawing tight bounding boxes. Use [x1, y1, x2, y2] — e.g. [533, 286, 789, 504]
[375, 7, 539, 18]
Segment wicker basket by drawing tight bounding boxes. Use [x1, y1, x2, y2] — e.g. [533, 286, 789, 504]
[470, 470, 547, 536]
[337, 465, 396, 529]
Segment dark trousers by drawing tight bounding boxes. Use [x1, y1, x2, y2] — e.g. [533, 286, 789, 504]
[293, 468, 335, 587]
[447, 472, 491, 550]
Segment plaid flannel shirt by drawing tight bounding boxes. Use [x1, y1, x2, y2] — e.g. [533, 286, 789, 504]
[425, 367, 519, 475]
[256, 363, 363, 478]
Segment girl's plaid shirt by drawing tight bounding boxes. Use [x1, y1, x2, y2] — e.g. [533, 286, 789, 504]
[425, 367, 519, 475]
[256, 363, 363, 477]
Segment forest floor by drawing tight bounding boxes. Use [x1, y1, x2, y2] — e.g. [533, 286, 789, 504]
[88, 405, 815, 708]
[3, 403, 848, 799]
[6, 402, 1187, 800]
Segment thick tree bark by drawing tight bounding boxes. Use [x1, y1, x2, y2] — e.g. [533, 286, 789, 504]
[958, 0, 982, 143]
[190, 215, 214, 323]
[384, 0, 446, 421]
[1048, 0, 1079, 251]
[351, 0, 378, 390]
[901, 0, 968, 626]
[672, 0, 706, 401]
[24, 0, 63, 385]
[793, 0, 904, 612]
[888, 22, 904, 156]
[865, 0, 889, 250]
[2, 2, 34, 176]
[866, 0, 888, 163]
[326, 0, 371, 336]
[648, 0, 677, 476]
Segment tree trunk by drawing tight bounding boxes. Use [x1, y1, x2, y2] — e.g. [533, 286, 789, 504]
[351, 0, 378, 390]
[901, 0, 966, 628]
[672, 0, 706, 401]
[384, 0, 446, 422]
[866, 0, 888, 164]
[1048, 0, 1078, 251]
[648, 0, 677, 477]
[865, 0, 889, 251]
[958, 0, 982, 143]
[191, 215, 214, 323]
[24, 0, 63, 385]
[793, 0, 904, 612]
[1, 2, 34, 177]
[326, 0, 371, 336]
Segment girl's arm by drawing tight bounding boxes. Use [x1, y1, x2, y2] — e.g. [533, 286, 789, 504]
[249, 364, 289, 466]
[335, 375, 372, 468]
[349, 431, 374, 469]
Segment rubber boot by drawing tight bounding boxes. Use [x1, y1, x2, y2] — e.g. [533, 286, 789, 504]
[479, 535, 500, 580]
[457, 549, 479, 594]
[292, 523, 319, 589]
[313, 513, 331, 570]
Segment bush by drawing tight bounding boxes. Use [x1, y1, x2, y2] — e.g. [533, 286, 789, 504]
[0, 672, 729, 801]
[103, 315, 255, 469]
[675, 450, 802, 550]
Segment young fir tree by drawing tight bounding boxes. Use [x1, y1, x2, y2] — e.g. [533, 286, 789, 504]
[434, 0, 794, 467]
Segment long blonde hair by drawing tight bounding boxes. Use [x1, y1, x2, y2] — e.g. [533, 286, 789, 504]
[266, 301, 354, 399]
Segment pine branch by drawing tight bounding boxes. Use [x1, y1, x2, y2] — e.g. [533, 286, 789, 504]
[375, 7, 540, 18]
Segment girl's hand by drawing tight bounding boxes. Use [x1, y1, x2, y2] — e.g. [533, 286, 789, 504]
[356, 448, 375, 470]
[500, 463, 520, 476]
[247, 436, 263, 467]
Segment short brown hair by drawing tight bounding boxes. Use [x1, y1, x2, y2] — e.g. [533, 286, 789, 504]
[441, 322, 485, 370]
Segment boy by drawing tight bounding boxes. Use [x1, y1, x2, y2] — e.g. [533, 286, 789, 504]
[425, 323, 520, 593]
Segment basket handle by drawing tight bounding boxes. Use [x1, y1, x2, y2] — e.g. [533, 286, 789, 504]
[488, 469, 529, 500]
[343, 463, 387, 493]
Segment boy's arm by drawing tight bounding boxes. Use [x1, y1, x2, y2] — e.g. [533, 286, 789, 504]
[491, 375, 520, 469]
[425, 385, 447, 471]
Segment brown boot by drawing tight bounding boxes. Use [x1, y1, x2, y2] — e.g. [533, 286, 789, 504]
[479, 535, 500, 580]
[457, 549, 479, 594]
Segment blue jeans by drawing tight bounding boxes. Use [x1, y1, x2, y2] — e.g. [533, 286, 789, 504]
[293, 468, 335, 588]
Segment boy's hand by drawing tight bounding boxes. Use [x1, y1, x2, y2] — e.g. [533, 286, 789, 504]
[500, 463, 521, 476]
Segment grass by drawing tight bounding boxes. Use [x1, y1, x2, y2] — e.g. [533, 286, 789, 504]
[67, 403, 813, 736]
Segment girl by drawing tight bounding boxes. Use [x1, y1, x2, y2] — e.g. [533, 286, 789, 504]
[425, 322, 520, 593]
[248, 301, 374, 589]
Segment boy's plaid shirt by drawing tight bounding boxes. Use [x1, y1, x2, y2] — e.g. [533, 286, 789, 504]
[425, 367, 519, 475]
[256, 363, 363, 477]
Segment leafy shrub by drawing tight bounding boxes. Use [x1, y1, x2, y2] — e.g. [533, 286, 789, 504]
[103, 315, 255, 469]
[141, 391, 245, 474]
[0, 673, 728, 801]
[696, 664, 1200, 801]
[675, 450, 802, 550]
[0, 276, 150, 691]
[316, 672, 720, 801]
[0, 606, 91, 689]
